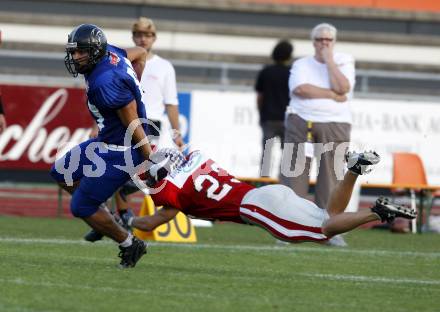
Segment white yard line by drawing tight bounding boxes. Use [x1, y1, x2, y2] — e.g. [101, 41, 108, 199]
[0, 237, 439, 290]
[302, 273, 440, 286]
[0, 277, 215, 300]
[1, 236, 440, 259]
[1, 267, 438, 291]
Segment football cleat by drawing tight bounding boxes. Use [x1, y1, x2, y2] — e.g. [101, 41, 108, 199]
[118, 237, 147, 268]
[371, 197, 417, 223]
[325, 234, 348, 247]
[83, 209, 130, 243]
[345, 151, 380, 175]
[84, 229, 104, 242]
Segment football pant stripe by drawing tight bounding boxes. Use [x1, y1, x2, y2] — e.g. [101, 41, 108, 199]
[240, 207, 327, 242]
[241, 203, 324, 234]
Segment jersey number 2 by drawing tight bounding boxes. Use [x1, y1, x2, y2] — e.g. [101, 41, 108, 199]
[193, 163, 240, 202]
[194, 175, 232, 201]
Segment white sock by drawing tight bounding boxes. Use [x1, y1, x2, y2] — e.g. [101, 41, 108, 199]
[119, 232, 133, 248]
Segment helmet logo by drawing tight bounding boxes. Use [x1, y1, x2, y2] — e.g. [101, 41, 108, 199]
[109, 51, 120, 65]
[92, 28, 103, 46]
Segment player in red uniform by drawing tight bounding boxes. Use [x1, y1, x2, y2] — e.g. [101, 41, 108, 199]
[124, 149, 416, 243]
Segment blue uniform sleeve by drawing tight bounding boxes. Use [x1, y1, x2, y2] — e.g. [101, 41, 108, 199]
[107, 44, 127, 58]
[90, 76, 135, 110]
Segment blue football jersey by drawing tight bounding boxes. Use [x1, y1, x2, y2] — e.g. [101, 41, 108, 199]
[84, 44, 148, 146]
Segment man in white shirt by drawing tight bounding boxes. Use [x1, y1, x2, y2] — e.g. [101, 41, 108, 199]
[280, 23, 355, 217]
[131, 17, 183, 148]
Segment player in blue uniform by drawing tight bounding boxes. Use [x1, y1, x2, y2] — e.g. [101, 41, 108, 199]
[50, 24, 152, 268]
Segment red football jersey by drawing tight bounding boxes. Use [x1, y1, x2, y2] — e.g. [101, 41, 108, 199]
[150, 151, 255, 223]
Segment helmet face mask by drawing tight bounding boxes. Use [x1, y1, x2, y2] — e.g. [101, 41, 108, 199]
[65, 47, 91, 76]
[64, 24, 108, 77]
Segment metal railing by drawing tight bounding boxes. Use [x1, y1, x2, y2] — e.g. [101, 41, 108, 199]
[1, 49, 439, 99]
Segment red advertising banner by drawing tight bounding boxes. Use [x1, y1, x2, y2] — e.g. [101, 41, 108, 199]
[0, 84, 93, 170]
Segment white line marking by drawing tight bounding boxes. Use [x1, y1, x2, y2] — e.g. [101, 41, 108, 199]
[302, 273, 440, 286]
[1, 236, 440, 259]
[0, 277, 215, 300]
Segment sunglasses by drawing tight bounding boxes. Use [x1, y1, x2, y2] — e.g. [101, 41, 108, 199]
[133, 32, 156, 38]
[314, 38, 334, 42]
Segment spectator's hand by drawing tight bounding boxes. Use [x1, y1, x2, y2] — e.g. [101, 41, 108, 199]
[0, 114, 6, 133]
[332, 92, 347, 103]
[174, 136, 184, 151]
[321, 46, 334, 64]
[172, 130, 185, 151]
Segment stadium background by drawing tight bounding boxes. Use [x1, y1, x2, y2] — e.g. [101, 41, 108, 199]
[0, 1, 439, 311]
[1, 0, 440, 219]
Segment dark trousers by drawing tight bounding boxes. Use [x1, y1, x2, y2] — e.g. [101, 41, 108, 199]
[260, 120, 285, 177]
[147, 119, 161, 144]
[279, 114, 351, 209]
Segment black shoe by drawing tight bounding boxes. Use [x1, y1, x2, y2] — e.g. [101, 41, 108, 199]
[84, 229, 104, 242]
[118, 237, 147, 268]
[345, 151, 380, 175]
[84, 208, 127, 242]
[371, 197, 417, 223]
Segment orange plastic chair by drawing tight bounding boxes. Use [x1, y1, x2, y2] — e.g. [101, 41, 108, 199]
[393, 153, 427, 187]
[392, 152, 437, 233]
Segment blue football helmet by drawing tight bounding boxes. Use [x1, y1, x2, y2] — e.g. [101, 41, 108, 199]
[64, 24, 107, 77]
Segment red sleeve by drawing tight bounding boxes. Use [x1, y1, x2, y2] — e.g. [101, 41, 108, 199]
[150, 181, 182, 210]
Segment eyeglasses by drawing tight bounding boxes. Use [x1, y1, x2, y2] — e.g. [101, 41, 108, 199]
[314, 38, 334, 42]
[133, 32, 156, 38]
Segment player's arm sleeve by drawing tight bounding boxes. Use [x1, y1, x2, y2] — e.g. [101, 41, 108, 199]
[163, 64, 178, 106]
[110, 45, 128, 58]
[91, 77, 135, 109]
[151, 183, 183, 209]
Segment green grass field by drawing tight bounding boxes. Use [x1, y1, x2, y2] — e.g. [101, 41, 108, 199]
[0, 216, 439, 312]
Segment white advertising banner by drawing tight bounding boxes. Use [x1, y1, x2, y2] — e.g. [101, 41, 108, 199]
[350, 98, 440, 184]
[189, 91, 262, 177]
[189, 90, 440, 184]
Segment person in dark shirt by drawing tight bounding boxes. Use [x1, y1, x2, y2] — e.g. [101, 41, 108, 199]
[255, 40, 293, 176]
